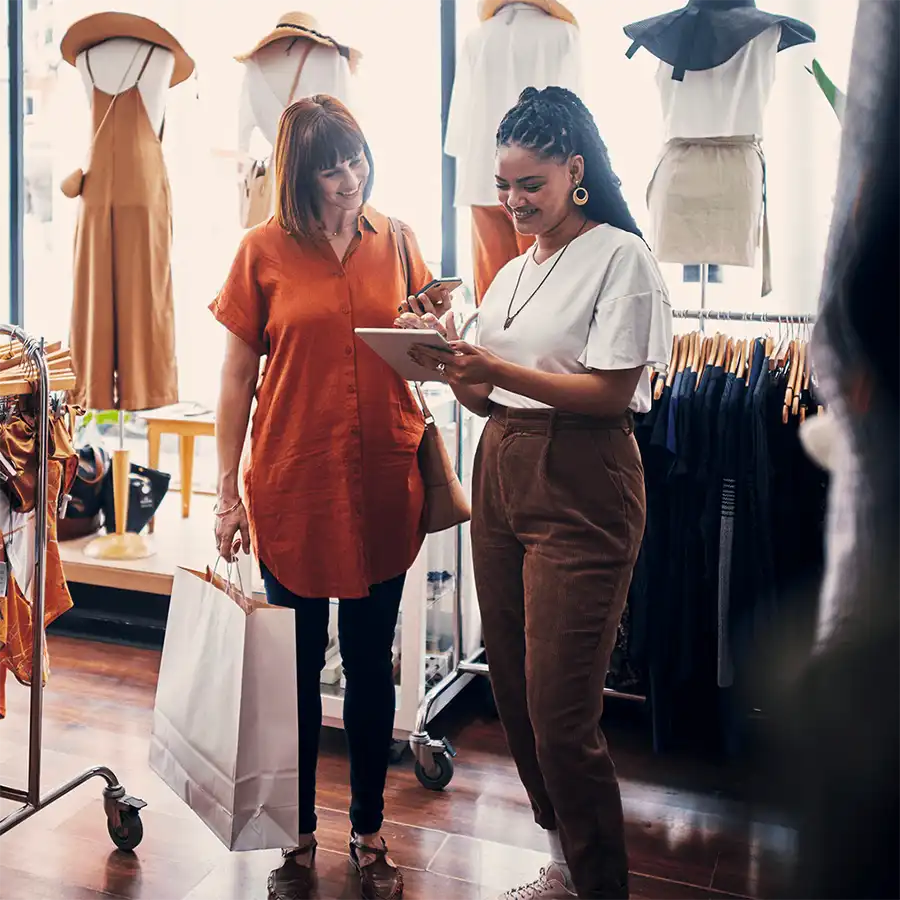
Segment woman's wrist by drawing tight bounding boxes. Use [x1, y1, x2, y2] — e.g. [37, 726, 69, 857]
[217, 480, 242, 505]
[486, 356, 512, 387]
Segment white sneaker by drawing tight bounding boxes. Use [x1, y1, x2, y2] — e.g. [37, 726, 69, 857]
[497, 864, 576, 900]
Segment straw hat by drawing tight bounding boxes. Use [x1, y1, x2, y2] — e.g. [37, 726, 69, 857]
[234, 12, 362, 74]
[60, 12, 195, 86]
[478, 0, 578, 28]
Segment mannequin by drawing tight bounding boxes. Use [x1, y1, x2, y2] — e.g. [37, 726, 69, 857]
[75, 38, 173, 136]
[625, 0, 815, 295]
[60, 12, 195, 561]
[235, 12, 358, 223]
[445, 0, 581, 305]
[238, 38, 352, 154]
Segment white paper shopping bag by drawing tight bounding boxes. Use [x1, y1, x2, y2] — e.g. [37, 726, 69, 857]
[149, 565, 299, 851]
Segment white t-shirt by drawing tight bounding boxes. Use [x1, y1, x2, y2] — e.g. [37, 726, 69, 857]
[478, 224, 672, 413]
[445, 3, 581, 208]
[655, 25, 780, 141]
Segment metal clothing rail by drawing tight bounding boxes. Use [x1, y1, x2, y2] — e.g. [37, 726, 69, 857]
[409, 312, 645, 790]
[0, 324, 147, 851]
[673, 309, 818, 324]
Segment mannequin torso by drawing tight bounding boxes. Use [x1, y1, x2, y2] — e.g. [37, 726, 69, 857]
[444, 4, 581, 207]
[655, 25, 780, 141]
[75, 38, 174, 135]
[238, 39, 353, 152]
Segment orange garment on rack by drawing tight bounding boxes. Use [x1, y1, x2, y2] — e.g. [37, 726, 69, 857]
[0, 460, 74, 719]
[471, 204, 535, 306]
[69, 46, 178, 412]
[210, 210, 431, 600]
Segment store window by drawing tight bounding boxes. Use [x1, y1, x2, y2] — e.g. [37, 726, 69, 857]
[21, 0, 442, 414]
[454, 0, 858, 322]
[0, 2, 10, 326]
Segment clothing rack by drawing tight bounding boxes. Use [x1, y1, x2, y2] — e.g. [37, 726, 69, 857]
[672, 309, 817, 324]
[0, 324, 147, 851]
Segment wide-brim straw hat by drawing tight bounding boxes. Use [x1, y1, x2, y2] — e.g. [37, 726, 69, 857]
[478, 0, 578, 28]
[60, 12, 195, 87]
[234, 12, 362, 74]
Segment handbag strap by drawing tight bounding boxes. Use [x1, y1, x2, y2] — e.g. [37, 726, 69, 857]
[83, 44, 146, 162]
[262, 41, 313, 173]
[389, 217, 411, 296]
[389, 218, 434, 423]
[287, 40, 314, 105]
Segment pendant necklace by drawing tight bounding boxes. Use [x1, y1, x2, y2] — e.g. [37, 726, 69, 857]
[503, 218, 589, 331]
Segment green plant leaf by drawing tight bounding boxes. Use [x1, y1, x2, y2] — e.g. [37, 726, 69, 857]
[806, 59, 847, 124]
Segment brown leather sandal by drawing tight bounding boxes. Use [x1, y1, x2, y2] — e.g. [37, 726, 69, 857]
[267, 842, 317, 900]
[349, 833, 404, 900]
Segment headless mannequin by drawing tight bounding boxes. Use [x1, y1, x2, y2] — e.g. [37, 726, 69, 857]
[75, 38, 174, 136]
[237, 38, 352, 153]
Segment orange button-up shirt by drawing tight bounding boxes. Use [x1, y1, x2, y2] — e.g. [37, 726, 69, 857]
[210, 208, 431, 599]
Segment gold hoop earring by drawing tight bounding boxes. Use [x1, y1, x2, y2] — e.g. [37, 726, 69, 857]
[573, 185, 589, 206]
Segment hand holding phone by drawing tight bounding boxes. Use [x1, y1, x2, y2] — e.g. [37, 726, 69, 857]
[399, 277, 463, 317]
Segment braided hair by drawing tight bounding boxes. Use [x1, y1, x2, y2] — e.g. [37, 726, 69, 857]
[496, 86, 642, 239]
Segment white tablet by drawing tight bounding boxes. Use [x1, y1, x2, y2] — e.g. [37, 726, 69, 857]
[354, 328, 452, 382]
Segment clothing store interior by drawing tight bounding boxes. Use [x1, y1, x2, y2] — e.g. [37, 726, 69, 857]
[0, 0, 897, 898]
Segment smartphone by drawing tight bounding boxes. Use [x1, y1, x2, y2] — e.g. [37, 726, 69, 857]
[402, 277, 463, 313]
[419, 277, 464, 296]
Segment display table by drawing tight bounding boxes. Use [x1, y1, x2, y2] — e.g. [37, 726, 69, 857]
[143, 405, 216, 532]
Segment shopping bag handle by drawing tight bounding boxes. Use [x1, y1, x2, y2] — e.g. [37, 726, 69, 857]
[210, 556, 251, 611]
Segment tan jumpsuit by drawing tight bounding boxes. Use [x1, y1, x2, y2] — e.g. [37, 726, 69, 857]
[70, 46, 178, 412]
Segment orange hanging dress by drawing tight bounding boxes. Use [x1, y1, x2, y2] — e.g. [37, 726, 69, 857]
[69, 46, 178, 412]
[0, 459, 75, 719]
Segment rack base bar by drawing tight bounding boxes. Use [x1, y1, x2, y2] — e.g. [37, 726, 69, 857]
[604, 688, 647, 703]
[0, 765, 121, 837]
[458, 659, 489, 675]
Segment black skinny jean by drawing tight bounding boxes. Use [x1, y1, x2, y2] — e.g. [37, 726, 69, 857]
[260, 564, 405, 837]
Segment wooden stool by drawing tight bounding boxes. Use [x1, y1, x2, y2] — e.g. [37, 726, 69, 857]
[144, 408, 216, 533]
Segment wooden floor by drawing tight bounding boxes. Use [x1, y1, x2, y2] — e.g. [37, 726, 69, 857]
[0, 637, 795, 899]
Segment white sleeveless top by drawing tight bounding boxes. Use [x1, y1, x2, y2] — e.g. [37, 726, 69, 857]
[237, 41, 353, 152]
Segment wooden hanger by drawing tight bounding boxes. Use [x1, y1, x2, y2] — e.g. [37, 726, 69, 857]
[735, 339, 748, 379]
[0, 343, 75, 398]
[692, 332, 702, 371]
[659, 335, 680, 397]
[791, 341, 808, 417]
[782, 340, 801, 424]
[678, 333, 693, 374]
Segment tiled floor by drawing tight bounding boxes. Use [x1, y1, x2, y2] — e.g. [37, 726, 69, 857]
[0, 637, 794, 898]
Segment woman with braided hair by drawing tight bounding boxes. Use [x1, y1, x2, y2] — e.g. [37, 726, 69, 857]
[404, 86, 672, 898]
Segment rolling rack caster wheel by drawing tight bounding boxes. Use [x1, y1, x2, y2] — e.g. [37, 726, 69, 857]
[103, 784, 148, 852]
[414, 738, 457, 791]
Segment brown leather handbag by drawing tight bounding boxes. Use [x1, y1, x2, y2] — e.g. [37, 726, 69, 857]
[390, 219, 471, 534]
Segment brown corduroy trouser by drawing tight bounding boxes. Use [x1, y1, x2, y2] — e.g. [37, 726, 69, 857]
[472, 406, 646, 899]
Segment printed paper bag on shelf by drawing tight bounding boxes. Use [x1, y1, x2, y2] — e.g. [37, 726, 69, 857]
[149, 565, 299, 851]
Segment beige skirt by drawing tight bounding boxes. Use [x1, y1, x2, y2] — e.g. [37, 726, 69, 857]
[647, 136, 770, 293]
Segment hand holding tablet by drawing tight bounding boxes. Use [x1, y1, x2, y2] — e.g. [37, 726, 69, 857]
[354, 328, 455, 382]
